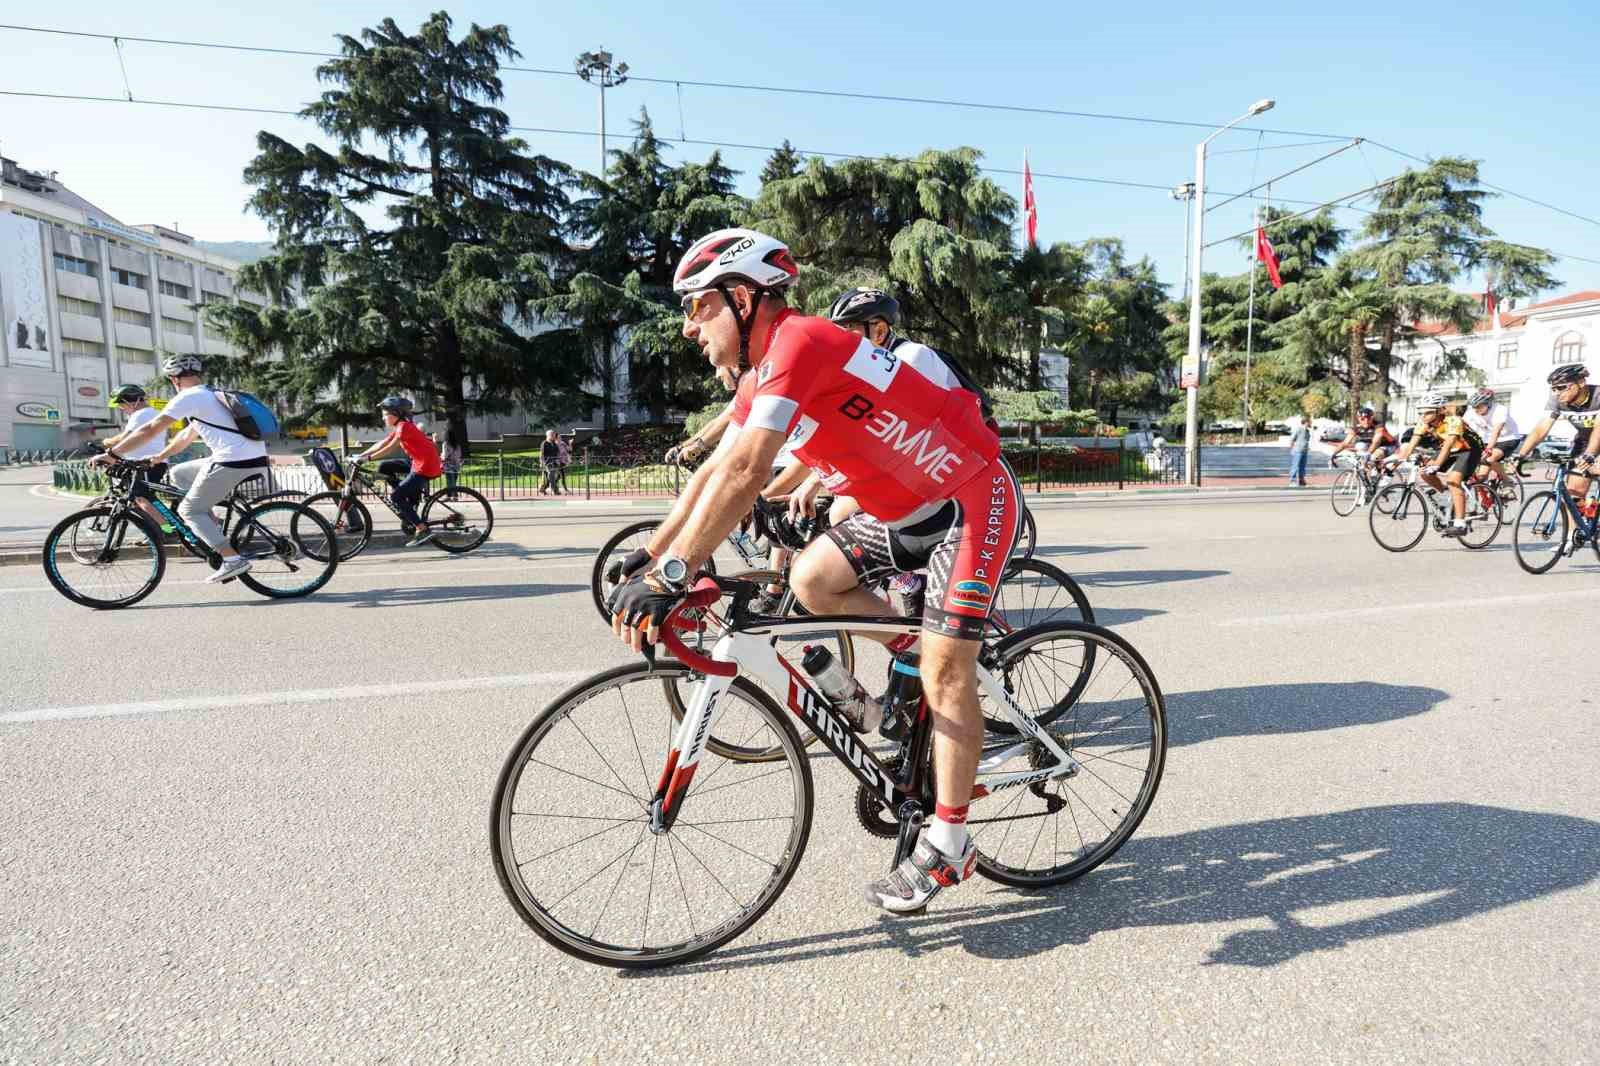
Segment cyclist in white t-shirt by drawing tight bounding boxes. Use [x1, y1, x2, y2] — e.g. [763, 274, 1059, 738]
[90, 354, 268, 583]
[1462, 387, 1523, 481]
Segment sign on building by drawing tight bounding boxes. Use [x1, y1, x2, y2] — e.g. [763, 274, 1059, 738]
[0, 214, 53, 369]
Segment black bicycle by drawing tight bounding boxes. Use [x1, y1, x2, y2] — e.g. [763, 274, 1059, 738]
[43, 460, 338, 608]
[299, 457, 494, 561]
[1512, 458, 1600, 574]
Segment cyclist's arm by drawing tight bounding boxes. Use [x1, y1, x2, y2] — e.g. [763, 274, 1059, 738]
[696, 410, 732, 449]
[645, 427, 741, 558]
[105, 414, 176, 458]
[1432, 434, 1461, 466]
[1329, 436, 1351, 458]
[761, 459, 810, 500]
[1485, 420, 1505, 451]
[664, 427, 788, 572]
[1583, 422, 1600, 461]
[355, 430, 401, 462]
[1516, 416, 1556, 456]
[152, 424, 200, 463]
[1392, 435, 1420, 464]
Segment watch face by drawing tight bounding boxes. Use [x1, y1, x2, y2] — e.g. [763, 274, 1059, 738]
[661, 558, 688, 584]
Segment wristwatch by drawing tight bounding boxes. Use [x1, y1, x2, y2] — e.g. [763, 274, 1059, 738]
[656, 554, 691, 591]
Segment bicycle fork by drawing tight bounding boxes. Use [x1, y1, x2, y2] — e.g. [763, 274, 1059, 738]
[648, 668, 736, 835]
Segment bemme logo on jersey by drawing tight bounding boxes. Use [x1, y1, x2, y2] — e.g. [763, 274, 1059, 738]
[838, 394, 965, 485]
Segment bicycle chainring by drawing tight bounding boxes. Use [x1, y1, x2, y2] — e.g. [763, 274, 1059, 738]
[855, 751, 913, 838]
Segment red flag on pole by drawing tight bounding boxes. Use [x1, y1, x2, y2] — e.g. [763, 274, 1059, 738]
[1023, 154, 1038, 248]
[1255, 226, 1283, 289]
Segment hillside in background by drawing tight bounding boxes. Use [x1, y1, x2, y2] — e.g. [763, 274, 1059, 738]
[195, 240, 273, 265]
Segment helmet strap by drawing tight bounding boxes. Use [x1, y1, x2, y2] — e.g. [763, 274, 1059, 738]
[718, 282, 767, 378]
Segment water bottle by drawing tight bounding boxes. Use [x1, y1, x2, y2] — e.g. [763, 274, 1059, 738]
[801, 646, 882, 733]
[878, 654, 922, 742]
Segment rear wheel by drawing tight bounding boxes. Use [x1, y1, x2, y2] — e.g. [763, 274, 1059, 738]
[970, 622, 1166, 888]
[230, 500, 339, 598]
[490, 663, 813, 969]
[1457, 483, 1504, 550]
[1011, 508, 1037, 560]
[423, 486, 493, 553]
[1513, 491, 1568, 574]
[42, 507, 165, 609]
[298, 492, 372, 562]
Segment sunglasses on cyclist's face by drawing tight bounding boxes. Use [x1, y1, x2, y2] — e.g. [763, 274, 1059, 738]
[1553, 382, 1586, 396]
[680, 290, 717, 321]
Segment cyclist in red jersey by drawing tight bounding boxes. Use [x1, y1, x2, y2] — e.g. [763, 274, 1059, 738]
[609, 228, 1019, 914]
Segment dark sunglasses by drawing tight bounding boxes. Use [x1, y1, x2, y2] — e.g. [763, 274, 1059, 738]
[680, 290, 712, 319]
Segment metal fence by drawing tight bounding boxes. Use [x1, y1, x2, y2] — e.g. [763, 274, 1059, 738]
[1002, 439, 1185, 490]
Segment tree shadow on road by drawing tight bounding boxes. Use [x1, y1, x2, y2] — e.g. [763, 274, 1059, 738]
[626, 803, 1600, 977]
[1033, 544, 1148, 559]
[135, 581, 587, 610]
[1070, 568, 1229, 588]
[1166, 681, 1448, 748]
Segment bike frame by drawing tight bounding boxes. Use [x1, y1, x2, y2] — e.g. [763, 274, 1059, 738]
[1535, 461, 1599, 541]
[647, 581, 1082, 850]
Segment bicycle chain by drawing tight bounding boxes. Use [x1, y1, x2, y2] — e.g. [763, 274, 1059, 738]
[855, 750, 910, 838]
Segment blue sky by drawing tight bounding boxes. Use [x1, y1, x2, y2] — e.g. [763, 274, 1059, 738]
[4, 0, 1597, 297]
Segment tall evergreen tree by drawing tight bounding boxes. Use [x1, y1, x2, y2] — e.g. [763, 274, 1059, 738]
[760, 140, 802, 184]
[206, 13, 574, 450]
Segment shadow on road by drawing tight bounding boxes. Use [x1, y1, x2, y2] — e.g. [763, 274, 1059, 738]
[1070, 568, 1230, 588]
[1166, 681, 1448, 748]
[628, 803, 1600, 976]
[1033, 543, 1148, 558]
[134, 581, 586, 610]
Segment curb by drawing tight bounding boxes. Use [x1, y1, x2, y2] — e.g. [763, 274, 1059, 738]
[0, 530, 411, 568]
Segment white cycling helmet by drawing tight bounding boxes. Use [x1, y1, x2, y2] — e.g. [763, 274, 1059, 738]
[673, 228, 798, 296]
[161, 353, 204, 377]
[1417, 392, 1447, 412]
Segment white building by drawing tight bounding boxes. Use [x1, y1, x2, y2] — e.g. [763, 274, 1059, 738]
[1391, 290, 1599, 436]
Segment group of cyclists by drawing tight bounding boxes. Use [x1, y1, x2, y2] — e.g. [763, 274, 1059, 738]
[1329, 363, 1600, 539]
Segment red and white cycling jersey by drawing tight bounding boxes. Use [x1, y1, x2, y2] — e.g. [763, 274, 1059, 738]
[739, 310, 999, 521]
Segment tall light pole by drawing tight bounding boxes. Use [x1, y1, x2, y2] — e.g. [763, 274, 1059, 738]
[574, 49, 629, 176]
[1182, 97, 1275, 486]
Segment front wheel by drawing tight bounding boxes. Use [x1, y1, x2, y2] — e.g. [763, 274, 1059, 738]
[490, 663, 814, 969]
[1513, 491, 1568, 574]
[1330, 469, 1362, 516]
[230, 500, 339, 598]
[42, 507, 166, 609]
[1369, 486, 1428, 552]
[423, 486, 493, 553]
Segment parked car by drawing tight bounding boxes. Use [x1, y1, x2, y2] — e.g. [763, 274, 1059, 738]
[1264, 420, 1291, 433]
[1317, 421, 1347, 442]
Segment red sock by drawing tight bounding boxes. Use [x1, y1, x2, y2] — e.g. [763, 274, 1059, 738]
[934, 802, 969, 824]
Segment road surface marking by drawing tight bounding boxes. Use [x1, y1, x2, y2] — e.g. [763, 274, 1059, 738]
[0, 559, 592, 595]
[1220, 585, 1600, 627]
[2, 671, 593, 724]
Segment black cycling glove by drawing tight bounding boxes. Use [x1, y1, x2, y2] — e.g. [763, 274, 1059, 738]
[605, 547, 653, 587]
[608, 574, 685, 631]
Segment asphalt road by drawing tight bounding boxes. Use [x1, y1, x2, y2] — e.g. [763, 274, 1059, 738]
[3, 492, 1598, 1064]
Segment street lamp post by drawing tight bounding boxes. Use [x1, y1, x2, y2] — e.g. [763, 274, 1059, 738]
[1182, 98, 1275, 486]
[574, 49, 629, 175]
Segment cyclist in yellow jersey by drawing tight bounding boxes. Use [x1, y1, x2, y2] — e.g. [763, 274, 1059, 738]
[1388, 393, 1483, 537]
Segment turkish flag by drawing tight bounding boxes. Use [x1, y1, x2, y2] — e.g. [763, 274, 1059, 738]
[1023, 155, 1038, 248]
[1255, 226, 1283, 289]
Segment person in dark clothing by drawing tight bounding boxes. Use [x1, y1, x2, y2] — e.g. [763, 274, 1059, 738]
[539, 430, 563, 495]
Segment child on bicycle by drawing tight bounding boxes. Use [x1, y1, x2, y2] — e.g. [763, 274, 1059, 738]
[348, 396, 443, 547]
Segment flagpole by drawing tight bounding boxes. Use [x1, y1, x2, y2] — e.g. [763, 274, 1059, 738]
[1244, 204, 1258, 435]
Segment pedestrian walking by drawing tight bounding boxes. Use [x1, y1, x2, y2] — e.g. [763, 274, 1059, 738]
[1288, 417, 1312, 486]
[438, 428, 464, 492]
[539, 429, 563, 495]
[554, 432, 573, 494]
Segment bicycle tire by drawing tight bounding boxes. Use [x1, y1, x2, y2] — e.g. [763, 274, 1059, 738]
[1369, 485, 1428, 552]
[423, 485, 493, 553]
[1329, 469, 1362, 516]
[591, 519, 727, 624]
[970, 621, 1166, 888]
[42, 507, 166, 609]
[229, 500, 339, 598]
[298, 492, 373, 563]
[1513, 491, 1568, 575]
[1457, 485, 1503, 550]
[1011, 507, 1037, 560]
[490, 662, 813, 969]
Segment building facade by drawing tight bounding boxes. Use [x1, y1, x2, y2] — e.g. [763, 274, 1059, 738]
[0, 156, 261, 454]
[1391, 290, 1600, 435]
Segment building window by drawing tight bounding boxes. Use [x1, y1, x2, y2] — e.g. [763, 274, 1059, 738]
[162, 316, 195, 336]
[113, 306, 152, 328]
[117, 346, 155, 364]
[1553, 331, 1586, 364]
[1496, 341, 1518, 369]
[112, 268, 148, 290]
[201, 290, 230, 305]
[60, 338, 104, 356]
[57, 295, 101, 318]
[53, 252, 97, 278]
[159, 279, 192, 300]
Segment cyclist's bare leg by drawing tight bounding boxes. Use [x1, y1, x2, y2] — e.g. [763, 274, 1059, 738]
[789, 537, 898, 646]
[1443, 469, 1466, 519]
[920, 631, 983, 828]
[828, 494, 861, 527]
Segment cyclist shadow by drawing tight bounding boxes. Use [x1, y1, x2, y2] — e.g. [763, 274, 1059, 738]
[634, 803, 1600, 975]
[311, 581, 587, 607]
[1166, 681, 1447, 747]
[1033, 544, 1148, 558]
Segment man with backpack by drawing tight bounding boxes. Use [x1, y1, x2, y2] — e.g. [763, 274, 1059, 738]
[91, 354, 270, 583]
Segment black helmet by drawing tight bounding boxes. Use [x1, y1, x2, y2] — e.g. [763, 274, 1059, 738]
[1548, 363, 1589, 387]
[828, 287, 899, 327]
[109, 384, 146, 407]
[377, 395, 414, 417]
